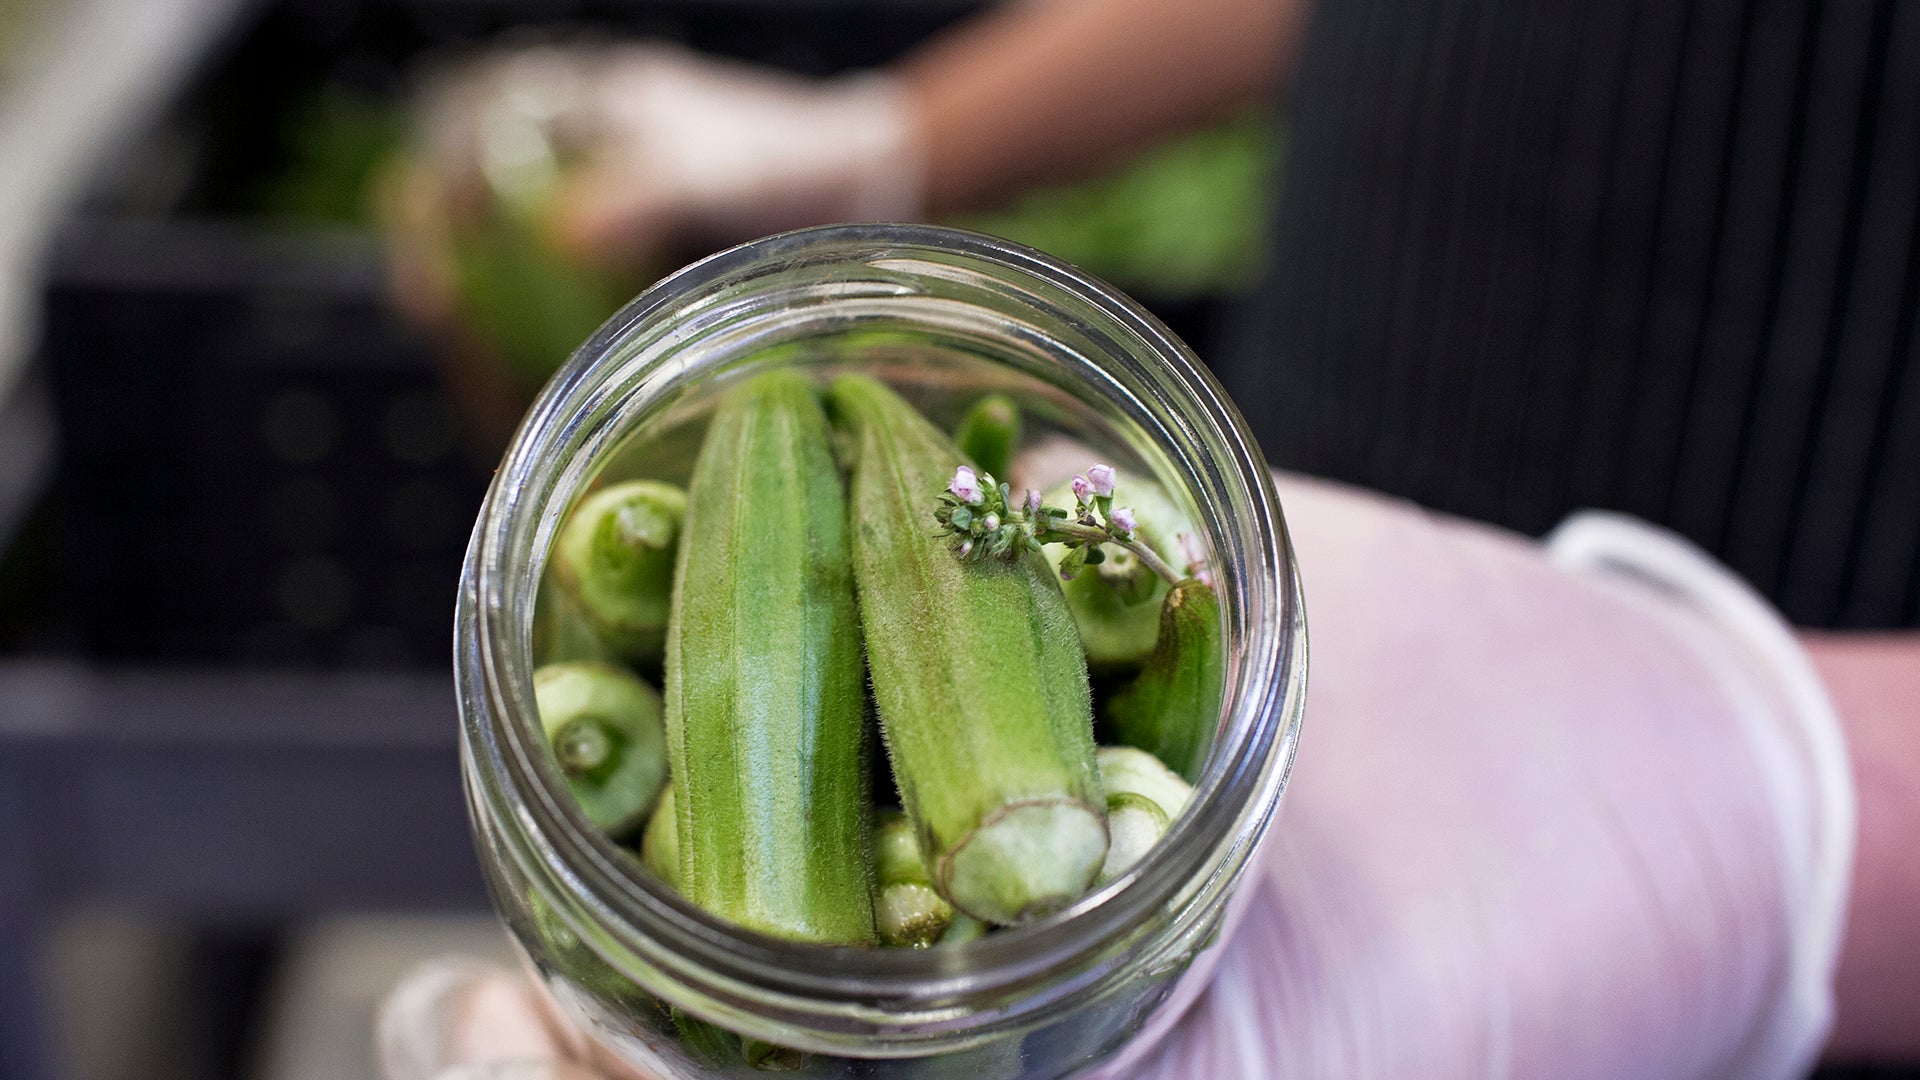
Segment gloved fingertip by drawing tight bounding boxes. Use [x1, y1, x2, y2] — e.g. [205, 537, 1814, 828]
[378, 959, 570, 1080]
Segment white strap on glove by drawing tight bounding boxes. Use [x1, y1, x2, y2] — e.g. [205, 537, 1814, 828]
[376, 475, 1854, 1080]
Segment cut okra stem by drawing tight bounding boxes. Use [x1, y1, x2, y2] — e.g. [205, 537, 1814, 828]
[873, 808, 954, 947]
[830, 374, 1107, 927]
[665, 370, 876, 945]
[1102, 580, 1223, 782]
[532, 662, 668, 839]
[1096, 746, 1194, 818]
[1095, 747, 1193, 882]
[1100, 792, 1170, 883]
[550, 481, 686, 663]
[953, 392, 1021, 480]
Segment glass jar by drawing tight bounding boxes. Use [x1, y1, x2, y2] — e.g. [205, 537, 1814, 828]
[455, 224, 1306, 1079]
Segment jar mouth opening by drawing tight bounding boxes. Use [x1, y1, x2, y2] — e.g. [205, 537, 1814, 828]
[459, 223, 1305, 1007]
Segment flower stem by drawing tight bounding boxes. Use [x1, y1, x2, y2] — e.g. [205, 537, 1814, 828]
[1043, 521, 1183, 586]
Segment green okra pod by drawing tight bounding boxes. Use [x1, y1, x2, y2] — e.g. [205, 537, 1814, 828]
[1102, 580, 1223, 782]
[641, 782, 679, 890]
[938, 914, 988, 945]
[1099, 792, 1170, 883]
[1097, 745, 1194, 818]
[532, 662, 668, 838]
[665, 370, 875, 944]
[830, 373, 1107, 926]
[1043, 477, 1197, 668]
[872, 808, 954, 947]
[952, 392, 1021, 480]
[550, 481, 687, 664]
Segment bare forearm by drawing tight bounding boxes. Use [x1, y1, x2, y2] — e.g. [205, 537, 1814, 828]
[1804, 632, 1920, 1061]
[896, 0, 1307, 212]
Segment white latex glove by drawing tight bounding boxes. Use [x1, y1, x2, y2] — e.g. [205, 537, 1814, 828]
[379, 475, 1853, 1080]
[414, 42, 922, 266]
[1108, 475, 1853, 1080]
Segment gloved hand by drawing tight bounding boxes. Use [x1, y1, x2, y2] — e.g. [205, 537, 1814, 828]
[409, 42, 923, 268]
[378, 475, 1853, 1080]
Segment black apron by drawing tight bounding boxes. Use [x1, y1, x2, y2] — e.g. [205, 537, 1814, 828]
[1229, 0, 1920, 629]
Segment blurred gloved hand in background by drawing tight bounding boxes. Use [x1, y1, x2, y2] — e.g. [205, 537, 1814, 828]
[377, 474, 1855, 1080]
[404, 42, 921, 271]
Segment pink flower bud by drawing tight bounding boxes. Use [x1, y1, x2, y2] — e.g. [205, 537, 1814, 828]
[983, 513, 1000, 531]
[949, 466, 984, 504]
[957, 539, 974, 557]
[1110, 506, 1137, 533]
[1025, 489, 1042, 516]
[1087, 464, 1117, 497]
[1071, 475, 1093, 502]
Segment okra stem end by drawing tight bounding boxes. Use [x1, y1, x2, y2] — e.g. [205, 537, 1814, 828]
[939, 799, 1108, 926]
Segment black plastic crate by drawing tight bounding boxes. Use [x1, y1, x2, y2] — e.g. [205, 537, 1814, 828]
[44, 221, 481, 667]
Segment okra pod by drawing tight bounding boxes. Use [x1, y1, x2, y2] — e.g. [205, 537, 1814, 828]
[830, 373, 1107, 926]
[641, 782, 679, 890]
[1043, 477, 1196, 668]
[1099, 792, 1170, 883]
[1095, 747, 1193, 883]
[1096, 745, 1194, 819]
[551, 481, 687, 663]
[1102, 580, 1223, 782]
[952, 392, 1021, 480]
[532, 661, 668, 838]
[873, 808, 954, 947]
[938, 915, 988, 945]
[665, 370, 875, 944]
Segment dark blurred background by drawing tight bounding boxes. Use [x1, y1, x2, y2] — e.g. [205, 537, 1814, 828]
[0, 2, 1275, 1078]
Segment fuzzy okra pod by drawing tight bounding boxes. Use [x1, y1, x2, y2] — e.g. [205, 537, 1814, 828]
[830, 374, 1107, 926]
[549, 481, 686, 663]
[1043, 476, 1197, 668]
[532, 662, 668, 838]
[665, 371, 875, 945]
[952, 393, 1021, 480]
[1103, 580, 1223, 782]
[872, 808, 954, 947]
[641, 783, 679, 889]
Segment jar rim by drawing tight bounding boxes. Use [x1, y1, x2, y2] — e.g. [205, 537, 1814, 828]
[456, 223, 1305, 1036]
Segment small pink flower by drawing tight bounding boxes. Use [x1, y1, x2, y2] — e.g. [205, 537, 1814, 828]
[1071, 475, 1093, 502]
[957, 539, 974, 557]
[949, 466, 984, 504]
[982, 513, 1000, 531]
[1025, 489, 1042, 516]
[1087, 464, 1117, 497]
[1110, 506, 1137, 533]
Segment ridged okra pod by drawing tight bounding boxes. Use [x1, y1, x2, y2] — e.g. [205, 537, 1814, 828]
[1103, 580, 1223, 782]
[532, 661, 668, 838]
[549, 481, 686, 663]
[952, 392, 1021, 480]
[830, 373, 1107, 926]
[665, 370, 875, 944]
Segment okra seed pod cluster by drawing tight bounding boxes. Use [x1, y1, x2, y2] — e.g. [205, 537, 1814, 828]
[529, 355, 1226, 979]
